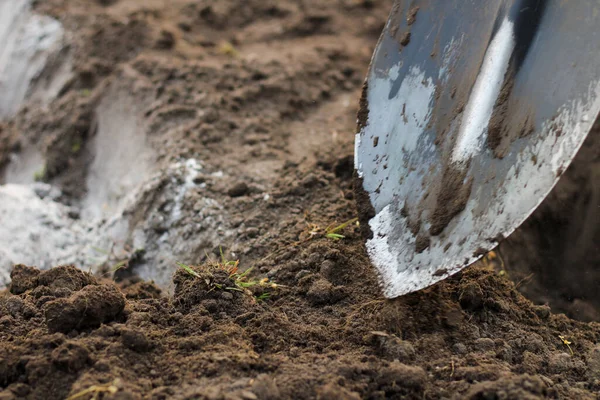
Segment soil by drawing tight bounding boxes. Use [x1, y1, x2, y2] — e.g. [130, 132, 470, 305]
[356, 82, 370, 133]
[406, 7, 420, 26]
[4, 256, 600, 399]
[1, 0, 600, 399]
[399, 32, 411, 47]
[429, 165, 474, 237]
[487, 71, 516, 156]
[487, 67, 536, 159]
[354, 175, 376, 241]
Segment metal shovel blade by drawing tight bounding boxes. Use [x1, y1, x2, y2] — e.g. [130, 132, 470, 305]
[355, 0, 600, 298]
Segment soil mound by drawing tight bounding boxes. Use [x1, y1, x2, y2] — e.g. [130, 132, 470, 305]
[2, 254, 600, 399]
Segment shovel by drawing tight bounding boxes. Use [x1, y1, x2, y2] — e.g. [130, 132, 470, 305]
[354, 0, 600, 298]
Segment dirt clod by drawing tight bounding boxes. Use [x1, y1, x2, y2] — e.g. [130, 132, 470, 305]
[317, 382, 361, 400]
[459, 281, 484, 311]
[306, 278, 346, 305]
[369, 331, 416, 362]
[120, 328, 152, 352]
[377, 362, 427, 396]
[155, 29, 176, 49]
[228, 182, 250, 197]
[44, 283, 125, 333]
[585, 345, 600, 380]
[465, 374, 549, 400]
[51, 342, 90, 372]
[399, 32, 411, 46]
[38, 265, 96, 291]
[9, 264, 40, 295]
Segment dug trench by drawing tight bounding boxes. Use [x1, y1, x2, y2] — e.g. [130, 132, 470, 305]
[1, 0, 600, 399]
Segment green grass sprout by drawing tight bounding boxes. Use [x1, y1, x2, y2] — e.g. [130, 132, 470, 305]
[325, 217, 359, 240]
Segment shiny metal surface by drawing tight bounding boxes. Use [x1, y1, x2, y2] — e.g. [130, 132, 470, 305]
[355, 0, 600, 298]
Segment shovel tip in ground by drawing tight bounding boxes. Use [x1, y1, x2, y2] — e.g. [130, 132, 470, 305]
[354, 0, 600, 298]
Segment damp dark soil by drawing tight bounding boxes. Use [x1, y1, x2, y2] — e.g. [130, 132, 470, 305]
[356, 82, 370, 133]
[4, 257, 600, 399]
[1, 0, 600, 399]
[487, 70, 516, 157]
[487, 68, 536, 159]
[429, 165, 474, 237]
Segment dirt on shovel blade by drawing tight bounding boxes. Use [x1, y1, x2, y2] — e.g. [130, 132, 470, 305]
[0, 1, 600, 399]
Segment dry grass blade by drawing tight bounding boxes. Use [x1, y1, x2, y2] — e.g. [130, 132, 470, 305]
[66, 384, 118, 400]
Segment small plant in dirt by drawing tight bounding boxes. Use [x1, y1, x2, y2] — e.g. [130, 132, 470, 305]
[33, 166, 46, 182]
[325, 218, 359, 240]
[176, 249, 278, 301]
[559, 335, 574, 355]
[480, 250, 507, 276]
[304, 217, 359, 241]
[217, 41, 239, 57]
[71, 137, 82, 154]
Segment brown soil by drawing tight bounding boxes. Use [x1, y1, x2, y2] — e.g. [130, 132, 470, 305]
[4, 257, 600, 399]
[1, 0, 600, 399]
[406, 7, 420, 26]
[487, 71, 516, 156]
[487, 67, 536, 159]
[429, 165, 474, 237]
